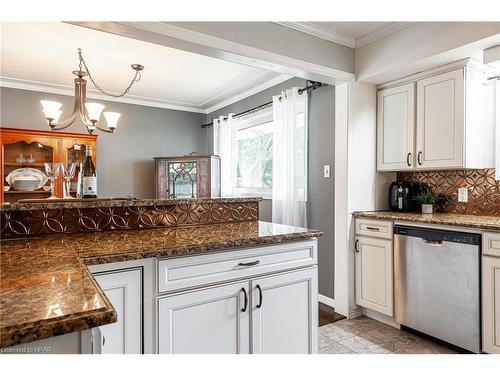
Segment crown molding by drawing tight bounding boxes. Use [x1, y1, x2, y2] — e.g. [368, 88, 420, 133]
[0, 76, 208, 113]
[204, 74, 292, 115]
[274, 22, 356, 48]
[1, 74, 297, 116]
[355, 22, 416, 48]
[275, 22, 416, 49]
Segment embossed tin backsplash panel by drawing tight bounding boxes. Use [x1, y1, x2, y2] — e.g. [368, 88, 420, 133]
[1, 201, 259, 239]
[397, 168, 500, 215]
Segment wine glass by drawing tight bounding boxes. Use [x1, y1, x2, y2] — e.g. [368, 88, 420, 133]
[43, 163, 61, 199]
[60, 162, 77, 199]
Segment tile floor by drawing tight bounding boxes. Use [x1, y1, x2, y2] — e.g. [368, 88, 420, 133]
[318, 316, 457, 354]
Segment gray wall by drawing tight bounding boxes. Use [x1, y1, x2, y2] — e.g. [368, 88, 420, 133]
[0, 87, 206, 198]
[206, 78, 336, 298]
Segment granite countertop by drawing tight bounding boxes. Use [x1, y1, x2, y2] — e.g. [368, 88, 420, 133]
[0, 197, 263, 212]
[353, 211, 500, 231]
[0, 221, 322, 348]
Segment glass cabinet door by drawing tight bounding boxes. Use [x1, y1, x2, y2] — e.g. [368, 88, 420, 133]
[61, 140, 96, 198]
[168, 161, 198, 199]
[2, 137, 60, 203]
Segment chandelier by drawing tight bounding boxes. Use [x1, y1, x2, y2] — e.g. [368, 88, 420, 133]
[41, 48, 144, 134]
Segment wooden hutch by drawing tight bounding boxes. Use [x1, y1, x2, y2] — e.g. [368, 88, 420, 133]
[1, 127, 97, 204]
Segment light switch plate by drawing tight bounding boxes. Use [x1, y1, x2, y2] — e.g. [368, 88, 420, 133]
[323, 165, 330, 178]
[458, 187, 468, 203]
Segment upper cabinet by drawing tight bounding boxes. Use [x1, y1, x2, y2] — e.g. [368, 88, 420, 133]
[377, 83, 415, 171]
[377, 60, 495, 171]
[0, 128, 97, 203]
[416, 69, 465, 169]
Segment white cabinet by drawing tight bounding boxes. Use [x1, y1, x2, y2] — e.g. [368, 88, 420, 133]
[377, 82, 415, 171]
[416, 69, 466, 169]
[355, 228, 393, 316]
[251, 268, 318, 354]
[93, 268, 142, 354]
[483, 231, 500, 354]
[157, 281, 250, 354]
[157, 266, 318, 354]
[482, 255, 500, 354]
[376, 61, 493, 171]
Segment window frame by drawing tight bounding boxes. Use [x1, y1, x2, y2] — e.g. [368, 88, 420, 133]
[232, 107, 274, 199]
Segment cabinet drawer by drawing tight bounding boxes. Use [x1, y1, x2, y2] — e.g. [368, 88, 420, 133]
[355, 219, 393, 239]
[157, 240, 317, 294]
[483, 232, 500, 257]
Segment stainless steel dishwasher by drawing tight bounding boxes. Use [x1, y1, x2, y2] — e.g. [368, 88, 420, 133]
[394, 225, 481, 353]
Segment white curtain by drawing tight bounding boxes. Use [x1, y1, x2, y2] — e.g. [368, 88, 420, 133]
[213, 114, 236, 196]
[272, 87, 308, 227]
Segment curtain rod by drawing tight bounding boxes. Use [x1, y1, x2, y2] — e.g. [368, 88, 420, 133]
[201, 80, 322, 128]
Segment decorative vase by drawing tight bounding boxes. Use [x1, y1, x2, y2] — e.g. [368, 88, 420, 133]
[421, 204, 433, 214]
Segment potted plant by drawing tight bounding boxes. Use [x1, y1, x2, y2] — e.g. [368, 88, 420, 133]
[414, 190, 440, 214]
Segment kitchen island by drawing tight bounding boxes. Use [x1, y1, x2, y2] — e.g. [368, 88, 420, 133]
[0, 198, 322, 354]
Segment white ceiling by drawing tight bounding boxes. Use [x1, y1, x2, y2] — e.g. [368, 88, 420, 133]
[0, 22, 291, 114]
[276, 22, 414, 48]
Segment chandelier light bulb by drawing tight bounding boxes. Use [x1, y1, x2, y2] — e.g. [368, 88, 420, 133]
[85, 103, 105, 122]
[40, 101, 63, 121]
[103, 112, 121, 129]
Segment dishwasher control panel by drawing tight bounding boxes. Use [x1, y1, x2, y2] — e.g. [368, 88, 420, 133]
[394, 226, 481, 246]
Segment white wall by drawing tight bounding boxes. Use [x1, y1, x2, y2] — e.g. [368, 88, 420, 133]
[334, 81, 394, 317]
[356, 22, 500, 84]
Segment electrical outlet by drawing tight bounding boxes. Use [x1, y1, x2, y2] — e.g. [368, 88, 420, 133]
[458, 187, 468, 203]
[323, 165, 330, 178]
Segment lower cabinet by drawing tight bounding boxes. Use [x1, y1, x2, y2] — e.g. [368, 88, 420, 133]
[92, 268, 142, 354]
[355, 236, 393, 316]
[157, 267, 318, 354]
[251, 267, 318, 354]
[482, 256, 500, 354]
[157, 281, 250, 354]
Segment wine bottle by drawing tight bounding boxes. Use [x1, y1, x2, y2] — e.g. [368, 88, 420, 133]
[82, 145, 97, 199]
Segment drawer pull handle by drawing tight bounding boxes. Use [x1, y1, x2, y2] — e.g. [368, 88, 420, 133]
[241, 288, 248, 312]
[417, 151, 423, 166]
[355, 239, 360, 253]
[256, 284, 263, 308]
[366, 226, 380, 231]
[406, 152, 412, 167]
[238, 260, 260, 267]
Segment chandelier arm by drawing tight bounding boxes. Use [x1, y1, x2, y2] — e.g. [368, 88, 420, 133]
[48, 80, 81, 130]
[92, 124, 114, 134]
[78, 82, 98, 130]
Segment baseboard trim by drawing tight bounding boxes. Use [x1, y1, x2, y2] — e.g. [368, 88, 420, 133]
[318, 294, 335, 308]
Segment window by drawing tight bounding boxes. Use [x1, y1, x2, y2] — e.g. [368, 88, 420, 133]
[233, 109, 274, 198]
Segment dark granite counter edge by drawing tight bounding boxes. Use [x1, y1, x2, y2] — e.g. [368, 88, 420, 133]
[0, 197, 263, 212]
[353, 211, 500, 231]
[0, 267, 117, 348]
[0, 227, 322, 348]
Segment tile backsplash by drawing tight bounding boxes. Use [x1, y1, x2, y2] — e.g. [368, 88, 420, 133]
[397, 168, 500, 215]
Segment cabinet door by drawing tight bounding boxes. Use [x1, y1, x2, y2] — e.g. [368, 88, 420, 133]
[377, 83, 415, 171]
[61, 138, 96, 198]
[355, 236, 393, 316]
[482, 256, 500, 354]
[251, 267, 318, 354]
[93, 268, 142, 354]
[416, 68, 464, 169]
[157, 281, 250, 354]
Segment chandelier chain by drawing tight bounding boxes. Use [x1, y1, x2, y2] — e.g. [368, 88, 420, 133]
[78, 49, 142, 98]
